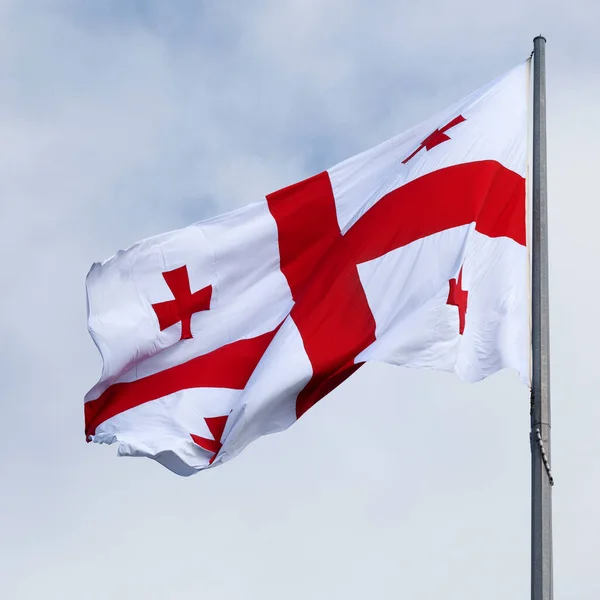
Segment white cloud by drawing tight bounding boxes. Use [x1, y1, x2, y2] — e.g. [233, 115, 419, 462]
[1, 1, 599, 598]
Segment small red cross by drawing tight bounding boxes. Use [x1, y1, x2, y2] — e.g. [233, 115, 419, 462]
[191, 415, 228, 464]
[151, 265, 212, 340]
[447, 267, 468, 335]
[402, 115, 466, 164]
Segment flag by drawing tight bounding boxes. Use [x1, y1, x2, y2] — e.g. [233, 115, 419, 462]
[84, 62, 530, 476]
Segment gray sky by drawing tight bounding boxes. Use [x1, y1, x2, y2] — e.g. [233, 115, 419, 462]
[1, 1, 598, 598]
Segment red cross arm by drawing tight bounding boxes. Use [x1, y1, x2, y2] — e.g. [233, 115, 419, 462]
[84, 327, 278, 438]
[439, 114, 466, 135]
[447, 267, 468, 335]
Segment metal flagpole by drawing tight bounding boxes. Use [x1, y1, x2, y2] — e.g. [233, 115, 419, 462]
[531, 34, 553, 600]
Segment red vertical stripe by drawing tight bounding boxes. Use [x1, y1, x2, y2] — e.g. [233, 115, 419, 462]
[267, 173, 375, 417]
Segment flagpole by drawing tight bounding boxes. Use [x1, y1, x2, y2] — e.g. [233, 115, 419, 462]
[531, 35, 553, 600]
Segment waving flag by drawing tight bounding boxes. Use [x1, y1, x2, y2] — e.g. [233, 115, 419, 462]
[84, 62, 530, 476]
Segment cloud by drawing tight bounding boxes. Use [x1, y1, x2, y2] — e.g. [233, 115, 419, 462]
[1, 1, 599, 598]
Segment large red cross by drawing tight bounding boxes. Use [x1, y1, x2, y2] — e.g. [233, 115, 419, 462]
[85, 160, 525, 442]
[402, 115, 466, 164]
[151, 265, 212, 340]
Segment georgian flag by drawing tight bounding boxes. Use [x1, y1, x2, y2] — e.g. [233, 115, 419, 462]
[84, 62, 530, 476]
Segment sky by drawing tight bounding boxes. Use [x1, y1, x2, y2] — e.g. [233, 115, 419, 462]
[1, 1, 599, 598]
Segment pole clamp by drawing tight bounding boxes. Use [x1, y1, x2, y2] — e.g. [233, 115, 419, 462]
[533, 427, 554, 486]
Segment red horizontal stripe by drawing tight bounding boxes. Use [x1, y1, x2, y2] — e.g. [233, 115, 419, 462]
[85, 328, 278, 437]
[346, 160, 525, 265]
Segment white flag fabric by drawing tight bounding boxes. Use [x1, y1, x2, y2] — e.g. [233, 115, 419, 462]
[85, 62, 530, 476]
